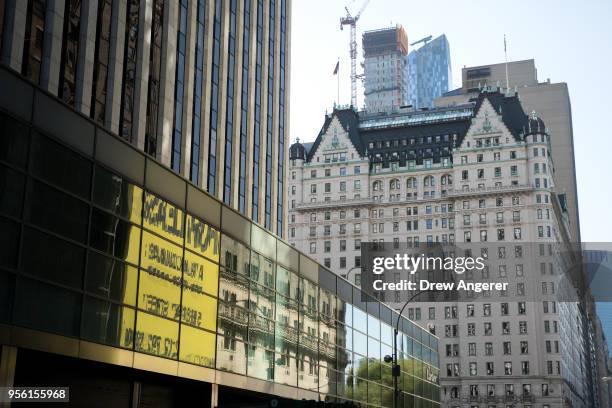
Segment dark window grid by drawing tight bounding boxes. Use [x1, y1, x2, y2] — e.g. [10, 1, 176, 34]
[0, 111, 31, 169]
[0, 215, 22, 272]
[171, 0, 188, 172]
[276, 5, 286, 234]
[58, 0, 82, 106]
[264, 0, 275, 229]
[207, 0, 222, 195]
[0, 0, 5, 56]
[223, 0, 238, 204]
[144, 0, 165, 157]
[15, 227, 89, 294]
[238, 0, 251, 214]
[90, 0, 113, 124]
[87, 206, 142, 267]
[80, 295, 137, 350]
[22, 176, 90, 243]
[190, 0, 206, 185]
[12, 275, 82, 337]
[0, 163, 28, 222]
[251, 0, 264, 222]
[21, 0, 47, 84]
[119, 0, 141, 143]
[28, 130, 93, 199]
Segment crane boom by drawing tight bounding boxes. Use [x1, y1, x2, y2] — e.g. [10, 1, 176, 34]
[339, 0, 370, 107]
[410, 35, 432, 47]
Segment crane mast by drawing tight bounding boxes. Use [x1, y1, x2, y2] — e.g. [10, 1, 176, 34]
[339, 0, 369, 108]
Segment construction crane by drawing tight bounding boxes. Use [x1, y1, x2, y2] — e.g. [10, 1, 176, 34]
[410, 35, 432, 47]
[340, 0, 370, 108]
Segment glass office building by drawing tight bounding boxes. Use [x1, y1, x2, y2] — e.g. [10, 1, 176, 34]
[0, 67, 439, 407]
[0, 0, 288, 238]
[406, 35, 452, 109]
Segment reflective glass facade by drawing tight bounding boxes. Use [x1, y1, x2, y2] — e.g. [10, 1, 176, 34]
[0, 84, 439, 406]
[406, 35, 452, 109]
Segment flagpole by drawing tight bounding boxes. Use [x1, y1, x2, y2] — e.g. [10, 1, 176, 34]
[504, 34, 509, 92]
[337, 59, 340, 105]
[337, 65, 340, 105]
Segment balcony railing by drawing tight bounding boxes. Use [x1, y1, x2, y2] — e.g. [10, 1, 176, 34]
[449, 183, 532, 197]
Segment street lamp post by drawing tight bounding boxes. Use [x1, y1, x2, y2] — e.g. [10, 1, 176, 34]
[386, 289, 436, 408]
[342, 266, 361, 285]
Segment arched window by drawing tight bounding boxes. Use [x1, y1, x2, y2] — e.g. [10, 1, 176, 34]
[373, 180, 382, 191]
[441, 174, 453, 185]
[424, 176, 435, 187]
[407, 177, 417, 189]
[390, 178, 400, 190]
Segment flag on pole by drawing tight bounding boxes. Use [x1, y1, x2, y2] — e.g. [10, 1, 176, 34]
[333, 61, 339, 75]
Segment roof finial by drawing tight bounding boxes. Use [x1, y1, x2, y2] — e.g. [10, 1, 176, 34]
[531, 110, 537, 120]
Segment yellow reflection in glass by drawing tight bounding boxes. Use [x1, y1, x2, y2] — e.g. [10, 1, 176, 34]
[143, 192, 184, 245]
[122, 264, 138, 306]
[181, 286, 218, 332]
[185, 214, 220, 262]
[135, 312, 178, 359]
[179, 325, 216, 367]
[138, 231, 182, 320]
[121, 225, 141, 266]
[127, 185, 143, 224]
[119, 306, 135, 348]
[183, 249, 219, 298]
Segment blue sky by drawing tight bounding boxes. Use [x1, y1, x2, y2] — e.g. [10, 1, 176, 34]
[289, 0, 612, 242]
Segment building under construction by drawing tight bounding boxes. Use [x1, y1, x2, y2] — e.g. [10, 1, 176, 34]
[362, 25, 409, 112]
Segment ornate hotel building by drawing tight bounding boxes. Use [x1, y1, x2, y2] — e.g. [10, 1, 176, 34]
[0, 0, 289, 237]
[288, 89, 599, 407]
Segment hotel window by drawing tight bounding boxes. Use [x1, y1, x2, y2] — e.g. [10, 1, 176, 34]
[484, 322, 492, 335]
[520, 341, 528, 354]
[485, 342, 493, 356]
[309, 242, 316, 253]
[504, 362, 512, 375]
[119, 0, 141, 143]
[483, 304, 491, 316]
[519, 321, 527, 334]
[324, 241, 331, 253]
[494, 167, 501, 177]
[502, 322, 510, 335]
[497, 229, 505, 241]
[486, 362, 494, 375]
[469, 362, 477, 376]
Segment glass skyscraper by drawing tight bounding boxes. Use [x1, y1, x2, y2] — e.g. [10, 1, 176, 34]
[406, 34, 452, 109]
